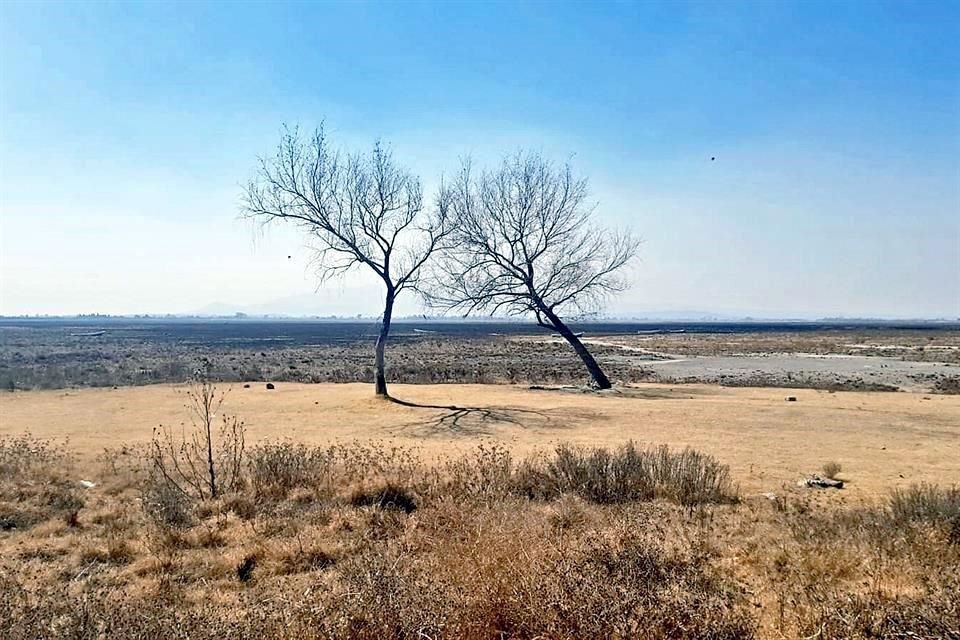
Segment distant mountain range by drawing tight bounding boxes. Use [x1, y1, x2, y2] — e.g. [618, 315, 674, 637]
[3, 293, 955, 323]
[191, 288, 395, 318]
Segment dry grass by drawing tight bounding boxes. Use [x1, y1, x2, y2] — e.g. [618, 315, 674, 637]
[1, 433, 959, 639]
[2, 382, 959, 497]
[2, 382, 959, 637]
[822, 460, 842, 480]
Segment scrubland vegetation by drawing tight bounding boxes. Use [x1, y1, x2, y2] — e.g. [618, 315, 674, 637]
[3, 323, 958, 393]
[2, 428, 958, 639]
[0, 328, 649, 391]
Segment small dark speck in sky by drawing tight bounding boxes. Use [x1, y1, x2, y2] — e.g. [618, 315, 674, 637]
[711, 157, 716, 161]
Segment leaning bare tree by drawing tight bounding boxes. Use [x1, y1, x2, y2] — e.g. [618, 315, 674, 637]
[427, 152, 638, 389]
[242, 125, 450, 396]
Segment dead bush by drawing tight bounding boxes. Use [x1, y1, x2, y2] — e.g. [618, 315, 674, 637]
[544, 442, 737, 506]
[142, 470, 194, 529]
[0, 505, 44, 531]
[276, 534, 336, 575]
[149, 374, 245, 501]
[548, 494, 589, 531]
[349, 482, 418, 514]
[822, 460, 842, 479]
[221, 493, 257, 520]
[889, 483, 960, 524]
[435, 443, 515, 500]
[332, 504, 755, 639]
[248, 442, 322, 498]
[0, 437, 82, 531]
[0, 433, 66, 479]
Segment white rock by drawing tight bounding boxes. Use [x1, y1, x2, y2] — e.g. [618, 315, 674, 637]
[79, 480, 96, 489]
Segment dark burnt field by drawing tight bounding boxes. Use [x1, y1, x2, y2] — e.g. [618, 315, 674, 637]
[1, 319, 958, 392]
[0, 319, 652, 390]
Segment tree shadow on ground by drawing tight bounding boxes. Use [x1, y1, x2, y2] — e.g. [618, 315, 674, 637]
[385, 395, 596, 437]
[526, 384, 719, 400]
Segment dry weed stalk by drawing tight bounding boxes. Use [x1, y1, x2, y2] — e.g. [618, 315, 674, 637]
[149, 372, 245, 501]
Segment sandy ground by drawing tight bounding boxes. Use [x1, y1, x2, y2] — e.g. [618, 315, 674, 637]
[2, 382, 957, 498]
[635, 353, 956, 390]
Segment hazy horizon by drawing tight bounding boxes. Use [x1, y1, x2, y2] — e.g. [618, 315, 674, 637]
[2, 1, 958, 319]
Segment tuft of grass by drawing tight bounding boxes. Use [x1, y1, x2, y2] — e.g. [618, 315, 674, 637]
[248, 442, 319, 498]
[548, 494, 589, 531]
[276, 536, 336, 575]
[821, 461, 842, 480]
[141, 472, 193, 530]
[349, 482, 418, 514]
[80, 538, 136, 566]
[236, 554, 257, 582]
[220, 493, 257, 520]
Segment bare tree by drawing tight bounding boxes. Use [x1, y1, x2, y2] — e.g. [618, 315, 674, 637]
[242, 125, 451, 396]
[427, 152, 638, 389]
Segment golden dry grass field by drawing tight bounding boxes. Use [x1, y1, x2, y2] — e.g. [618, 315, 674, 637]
[3, 382, 959, 639]
[2, 381, 958, 496]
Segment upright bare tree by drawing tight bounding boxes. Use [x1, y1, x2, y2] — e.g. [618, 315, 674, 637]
[428, 152, 638, 389]
[242, 125, 450, 396]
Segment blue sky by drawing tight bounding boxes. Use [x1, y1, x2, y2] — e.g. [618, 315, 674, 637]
[1, 0, 957, 318]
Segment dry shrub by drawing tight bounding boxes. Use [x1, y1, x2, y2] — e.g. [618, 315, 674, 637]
[889, 483, 960, 525]
[246, 440, 733, 511]
[333, 501, 755, 639]
[0, 433, 67, 477]
[221, 492, 257, 520]
[434, 442, 516, 500]
[149, 375, 245, 501]
[548, 493, 589, 531]
[142, 470, 194, 529]
[0, 504, 45, 531]
[821, 460, 842, 479]
[349, 482, 418, 514]
[761, 487, 960, 638]
[248, 441, 323, 498]
[80, 537, 136, 566]
[41, 482, 85, 510]
[540, 442, 737, 506]
[427, 442, 737, 507]
[191, 525, 228, 549]
[249, 441, 421, 500]
[0, 435, 82, 531]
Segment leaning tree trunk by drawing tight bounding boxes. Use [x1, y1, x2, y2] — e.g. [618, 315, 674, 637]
[374, 288, 395, 397]
[542, 308, 612, 390]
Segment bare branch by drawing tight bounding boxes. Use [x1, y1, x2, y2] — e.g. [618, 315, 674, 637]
[424, 151, 639, 389]
[241, 123, 452, 395]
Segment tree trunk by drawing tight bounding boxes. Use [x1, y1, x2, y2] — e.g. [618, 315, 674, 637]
[374, 288, 395, 396]
[542, 308, 612, 390]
